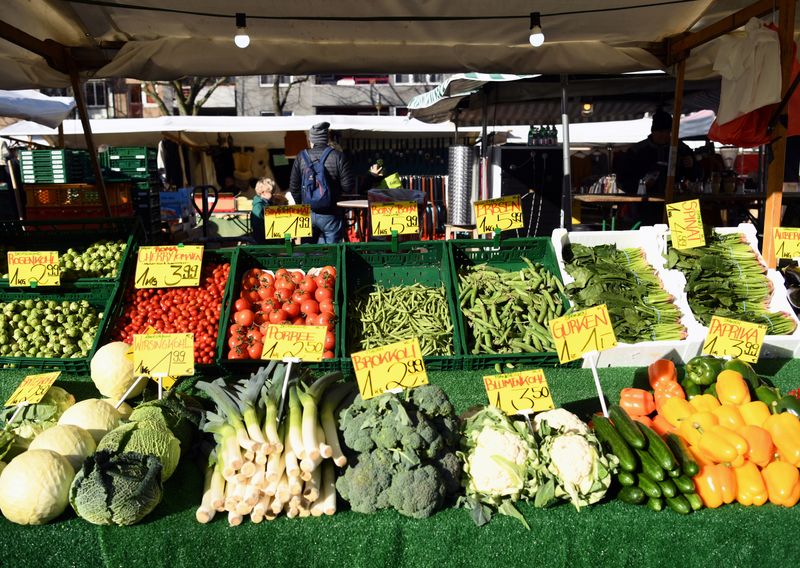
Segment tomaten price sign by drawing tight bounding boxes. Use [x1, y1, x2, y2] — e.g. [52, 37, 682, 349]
[265, 205, 312, 239]
[4, 372, 60, 407]
[352, 338, 428, 400]
[666, 199, 705, 250]
[370, 201, 419, 237]
[549, 304, 617, 364]
[773, 227, 800, 259]
[133, 333, 195, 378]
[261, 324, 327, 362]
[135, 245, 204, 289]
[484, 369, 555, 416]
[7, 251, 60, 287]
[702, 316, 767, 364]
[474, 195, 524, 234]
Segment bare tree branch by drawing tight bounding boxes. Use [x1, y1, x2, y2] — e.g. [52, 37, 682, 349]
[142, 81, 172, 116]
[273, 75, 309, 115]
[193, 77, 230, 114]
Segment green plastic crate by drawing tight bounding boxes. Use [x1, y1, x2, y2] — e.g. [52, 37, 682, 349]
[448, 237, 572, 370]
[216, 244, 343, 373]
[107, 147, 157, 160]
[341, 240, 462, 373]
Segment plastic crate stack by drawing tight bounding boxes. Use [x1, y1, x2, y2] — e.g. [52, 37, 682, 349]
[19, 149, 91, 184]
[100, 147, 162, 237]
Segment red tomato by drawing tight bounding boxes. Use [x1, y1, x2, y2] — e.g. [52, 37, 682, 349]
[242, 289, 260, 304]
[234, 309, 255, 327]
[305, 313, 319, 326]
[281, 300, 301, 318]
[317, 312, 335, 331]
[314, 287, 333, 303]
[258, 272, 275, 287]
[229, 347, 248, 359]
[314, 275, 329, 290]
[299, 276, 317, 294]
[318, 299, 334, 315]
[261, 298, 280, 312]
[247, 328, 263, 343]
[247, 341, 264, 359]
[274, 288, 293, 303]
[300, 299, 319, 317]
[258, 286, 275, 301]
[323, 350, 335, 359]
[229, 323, 246, 337]
[319, 265, 337, 280]
[229, 334, 245, 349]
[292, 291, 311, 304]
[268, 309, 288, 324]
[275, 268, 289, 279]
[289, 270, 305, 285]
[234, 298, 251, 312]
[292, 317, 306, 325]
[324, 331, 336, 350]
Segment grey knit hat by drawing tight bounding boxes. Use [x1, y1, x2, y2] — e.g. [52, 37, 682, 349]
[309, 122, 330, 146]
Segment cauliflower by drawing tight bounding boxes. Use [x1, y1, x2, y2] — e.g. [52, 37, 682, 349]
[467, 427, 529, 496]
[533, 409, 589, 436]
[549, 435, 595, 490]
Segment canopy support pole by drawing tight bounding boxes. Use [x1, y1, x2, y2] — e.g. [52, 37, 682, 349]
[763, 0, 796, 268]
[665, 58, 686, 209]
[560, 75, 572, 230]
[57, 123, 64, 148]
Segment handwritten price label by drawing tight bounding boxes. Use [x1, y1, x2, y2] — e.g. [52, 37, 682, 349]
[774, 227, 800, 259]
[126, 327, 178, 388]
[484, 369, 554, 416]
[474, 195, 524, 234]
[135, 245, 204, 289]
[265, 205, 312, 239]
[370, 201, 419, 237]
[4, 372, 60, 407]
[549, 304, 617, 364]
[133, 333, 194, 378]
[667, 199, 705, 250]
[7, 251, 60, 287]
[702, 316, 767, 364]
[352, 338, 428, 401]
[261, 325, 327, 362]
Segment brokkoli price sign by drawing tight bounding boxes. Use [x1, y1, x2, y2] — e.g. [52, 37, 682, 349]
[4, 372, 60, 407]
[370, 201, 419, 237]
[484, 369, 555, 416]
[702, 316, 767, 364]
[548, 304, 617, 364]
[135, 245, 204, 289]
[133, 333, 195, 378]
[474, 195, 524, 234]
[7, 251, 60, 287]
[352, 338, 428, 400]
[666, 199, 705, 250]
[260, 324, 327, 362]
[773, 227, 800, 259]
[265, 205, 312, 239]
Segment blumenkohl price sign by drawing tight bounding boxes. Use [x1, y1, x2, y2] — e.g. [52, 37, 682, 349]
[702, 316, 767, 364]
[133, 333, 195, 378]
[352, 338, 428, 400]
[265, 205, 312, 239]
[666, 199, 705, 250]
[548, 304, 617, 364]
[135, 245, 204, 289]
[370, 201, 419, 237]
[4, 371, 60, 407]
[484, 368, 555, 416]
[261, 324, 327, 362]
[7, 251, 60, 287]
[474, 195, 524, 234]
[773, 227, 800, 260]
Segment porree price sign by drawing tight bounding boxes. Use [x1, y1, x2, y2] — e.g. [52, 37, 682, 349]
[125, 326, 177, 389]
[702, 316, 767, 364]
[261, 324, 327, 362]
[7, 251, 60, 287]
[135, 245, 204, 289]
[474, 195, 524, 234]
[4, 372, 60, 407]
[265, 204, 312, 239]
[370, 201, 419, 237]
[548, 304, 618, 364]
[133, 333, 195, 378]
[666, 199, 705, 250]
[773, 227, 800, 259]
[352, 338, 428, 400]
[484, 369, 555, 416]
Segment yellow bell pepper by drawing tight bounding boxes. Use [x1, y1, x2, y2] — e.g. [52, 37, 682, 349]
[715, 370, 751, 405]
[693, 464, 737, 508]
[738, 425, 776, 468]
[689, 394, 721, 413]
[762, 461, 800, 507]
[660, 397, 695, 427]
[712, 405, 746, 430]
[679, 411, 719, 447]
[688, 444, 715, 467]
[764, 412, 800, 467]
[699, 425, 749, 464]
[739, 401, 772, 427]
[734, 461, 769, 506]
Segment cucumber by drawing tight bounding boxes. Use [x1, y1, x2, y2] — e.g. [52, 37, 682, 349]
[668, 467, 682, 478]
[635, 448, 665, 481]
[618, 470, 636, 487]
[609, 405, 647, 449]
[618, 486, 646, 505]
[657, 478, 678, 499]
[646, 496, 664, 512]
[665, 433, 700, 477]
[639, 423, 678, 471]
[666, 494, 691, 514]
[637, 473, 662, 498]
[685, 492, 703, 511]
[593, 416, 637, 472]
[673, 475, 696, 495]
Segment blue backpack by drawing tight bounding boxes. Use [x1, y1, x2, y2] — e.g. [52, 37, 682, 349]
[299, 147, 334, 210]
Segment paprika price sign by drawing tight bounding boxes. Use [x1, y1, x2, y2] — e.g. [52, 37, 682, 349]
[702, 316, 767, 364]
[352, 338, 428, 400]
[261, 324, 327, 362]
[548, 304, 617, 364]
[265, 205, 312, 239]
[4, 372, 60, 407]
[133, 333, 195, 378]
[7, 251, 60, 287]
[773, 227, 800, 259]
[126, 326, 178, 388]
[474, 195, 524, 234]
[135, 245, 204, 289]
[370, 201, 419, 237]
[483, 369, 555, 416]
[666, 199, 705, 250]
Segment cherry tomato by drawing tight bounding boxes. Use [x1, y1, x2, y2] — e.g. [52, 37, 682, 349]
[315, 287, 333, 303]
[317, 312, 335, 331]
[324, 331, 336, 350]
[300, 299, 319, 317]
[282, 299, 301, 318]
[247, 341, 264, 359]
[323, 350, 335, 359]
[318, 299, 335, 315]
[234, 298, 251, 312]
[299, 276, 317, 294]
[269, 309, 288, 324]
[234, 309, 255, 327]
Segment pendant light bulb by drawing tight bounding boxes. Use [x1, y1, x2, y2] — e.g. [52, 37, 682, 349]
[234, 12, 250, 48]
[529, 12, 545, 47]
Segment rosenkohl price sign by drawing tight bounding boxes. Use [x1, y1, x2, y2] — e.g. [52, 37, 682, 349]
[7, 251, 60, 287]
[352, 338, 428, 400]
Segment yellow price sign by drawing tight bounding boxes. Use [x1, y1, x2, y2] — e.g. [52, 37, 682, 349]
[370, 201, 419, 237]
[352, 338, 428, 401]
[484, 369, 554, 416]
[7, 251, 60, 287]
[549, 304, 617, 364]
[125, 327, 178, 389]
[134, 245, 204, 289]
[133, 333, 195, 378]
[774, 227, 800, 259]
[4, 372, 60, 407]
[702, 316, 767, 364]
[474, 195, 524, 234]
[265, 205, 312, 239]
[261, 324, 327, 362]
[666, 199, 705, 250]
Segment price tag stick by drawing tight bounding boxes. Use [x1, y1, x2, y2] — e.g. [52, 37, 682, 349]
[276, 357, 300, 424]
[7, 401, 29, 425]
[154, 375, 165, 401]
[585, 351, 609, 418]
[391, 229, 399, 253]
[116, 376, 146, 410]
[522, 410, 535, 435]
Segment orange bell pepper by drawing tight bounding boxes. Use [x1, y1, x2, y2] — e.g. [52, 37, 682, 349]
[631, 414, 654, 428]
[739, 401, 772, 427]
[715, 370, 751, 405]
[763, 412, 800, 467]
[738, 425, 776, 468]
[619, 388, 656, 416]
[688, 444, 715, 467]
[660, 397, 694, 427]
[689, 394, 721, 414]
[651, 413, 676, 436]
[734, 461, 769, 506]
[648, 359, 677, 390]
[654, 380, 686, 414]
[712, 405, 746, 430]
[693, 464, 737, 508]
[762, 461, 800, 507]
[678, 411, 719, 447]
[699, 425, 748, 464]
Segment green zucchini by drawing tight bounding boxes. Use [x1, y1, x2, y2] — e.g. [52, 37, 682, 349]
[637, 473, 662, 499]
[618, 486, 646, 505]
[665, 494, 691, 514]
[639, 422, 678, 471]
[635, 448, 665, 481]
[646, 496, 664, 512]
[609, 405, 647, 449]
[593, 416, 637, 472]
[665, 433, 700, 477]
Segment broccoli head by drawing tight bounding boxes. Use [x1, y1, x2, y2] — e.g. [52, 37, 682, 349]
[387, 464, 445, 519]
[335, 450, 394, 513]
[410, 385, 454, 418]
[412, 411, 445, 459]
[340, 405, 377, 454]
[433, 451, 463, 497]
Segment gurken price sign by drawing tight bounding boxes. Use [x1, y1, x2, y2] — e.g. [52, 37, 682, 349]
[549, 304, 617, 364]
[135, 245, 204, 288]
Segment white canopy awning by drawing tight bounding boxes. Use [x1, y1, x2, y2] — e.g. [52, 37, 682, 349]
[0, 89, 75, 128]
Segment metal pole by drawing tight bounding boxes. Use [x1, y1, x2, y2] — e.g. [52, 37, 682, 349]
[560, 75, 572, 230]
[665, 58, 686, 207]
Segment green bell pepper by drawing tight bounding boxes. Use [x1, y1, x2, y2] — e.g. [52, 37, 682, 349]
[755, 385, 781, 413]
[722, 359, 761, 390]
[703, 383, 718, 398]
[775, 395, 800, 418]
[685, 355, 724, 386]
[680, 378, 703, 399]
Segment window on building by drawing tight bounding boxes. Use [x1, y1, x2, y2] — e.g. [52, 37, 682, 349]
[84, 80, 107, 107]
[393, 74, 443, 85]
[260, 75, 293, 86]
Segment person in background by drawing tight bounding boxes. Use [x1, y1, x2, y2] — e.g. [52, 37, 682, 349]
[250, 177, 280, 244]
[288, 121, 354, 243]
